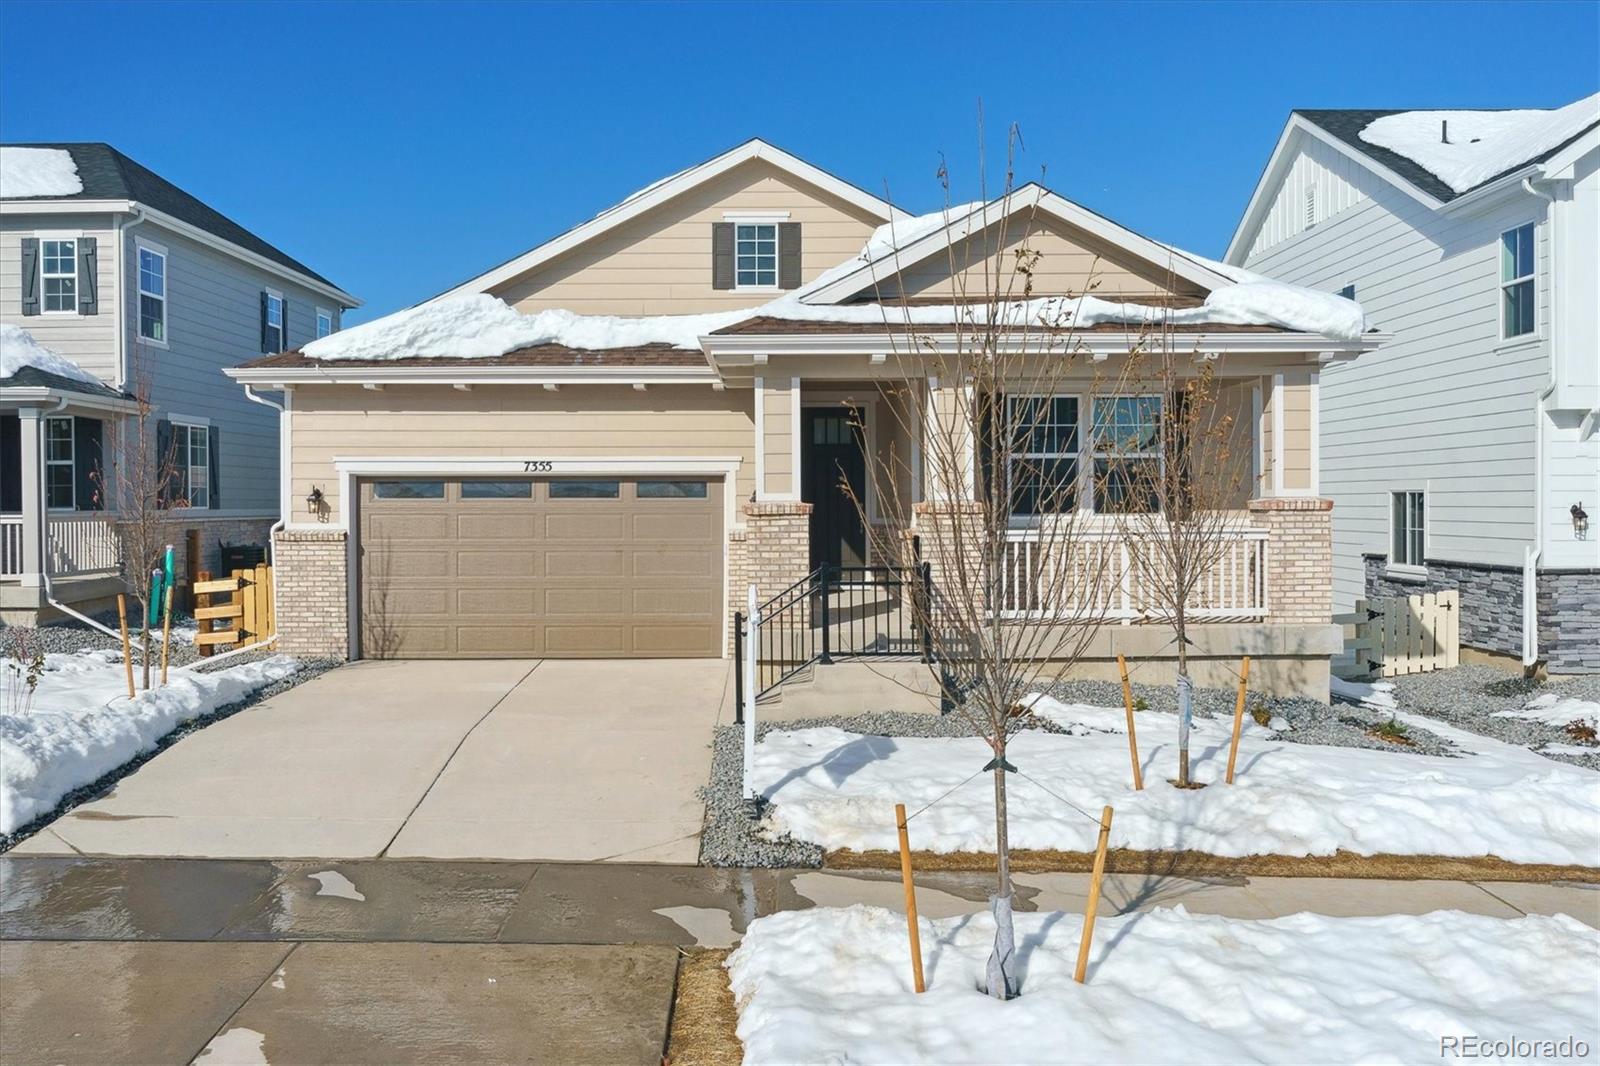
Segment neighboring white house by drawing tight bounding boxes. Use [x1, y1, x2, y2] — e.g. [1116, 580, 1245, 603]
[1227, 95, 1600, 673]
[1, 143, 359, 622]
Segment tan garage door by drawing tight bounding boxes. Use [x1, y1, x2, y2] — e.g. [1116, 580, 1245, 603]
[358, 476, 723, 658]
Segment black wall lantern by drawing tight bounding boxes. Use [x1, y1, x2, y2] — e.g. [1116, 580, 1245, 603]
[306, 486, 325, 514]
[1572, 502, 1588, 539]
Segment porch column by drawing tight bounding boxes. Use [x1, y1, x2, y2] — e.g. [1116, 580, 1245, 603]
[921, 376, 975, 502]
[1249, 496, 1334, 624]
[16, 407, 44, 588]
[734, 375, 812, 650]
[753, 374, 800, 500]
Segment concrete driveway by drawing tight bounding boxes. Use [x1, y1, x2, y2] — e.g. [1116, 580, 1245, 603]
[12, 659, 733, 861]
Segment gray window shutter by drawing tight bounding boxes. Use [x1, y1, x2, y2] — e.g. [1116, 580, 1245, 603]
[73, 417, 104, 510]
[779, 223, 802, 289]
[77, 237, 98, 315]
[260, 291, 270, 352]
[20, 238, 40, 315]
[281, 299, 289, 348]
[207, 425, 221, 509]
[712, 223, 734, 290]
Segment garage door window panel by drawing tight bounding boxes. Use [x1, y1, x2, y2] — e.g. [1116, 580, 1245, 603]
[637, 480, 709, 499]
[549, 480, 620, 499]
[373, 480, 445, 500]
[461, 480, 533, 499]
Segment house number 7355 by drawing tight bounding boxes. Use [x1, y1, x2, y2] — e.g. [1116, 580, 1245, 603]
[523, 460, 554, 472]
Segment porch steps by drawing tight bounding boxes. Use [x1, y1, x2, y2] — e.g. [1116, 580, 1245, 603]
[754, 660, 941, 721]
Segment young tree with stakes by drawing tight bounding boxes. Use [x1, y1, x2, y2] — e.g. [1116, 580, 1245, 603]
[839, 126, 1141, 999]
[1098, 330, 1253, 786]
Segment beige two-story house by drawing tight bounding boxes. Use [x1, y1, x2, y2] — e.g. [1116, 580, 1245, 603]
[228, 139, 1384, 698]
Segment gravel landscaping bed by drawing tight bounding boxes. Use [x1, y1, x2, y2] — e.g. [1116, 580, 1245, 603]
[699, 678, 1461, 867]
[8, 612, 206, 669]
[1380, 666, 1600, 769]
[1, 653, 340, 851]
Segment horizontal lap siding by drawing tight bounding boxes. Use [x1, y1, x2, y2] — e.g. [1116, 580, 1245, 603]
[0, 214, 119, 380]
[289, 384, 755, 524]
[1243, 152, 1547, 611]
[492, 159, 883, 315]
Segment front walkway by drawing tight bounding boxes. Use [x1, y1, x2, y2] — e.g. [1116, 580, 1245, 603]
[11, 658, 734, 862]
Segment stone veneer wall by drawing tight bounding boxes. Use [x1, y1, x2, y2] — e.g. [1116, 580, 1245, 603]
[272, 529, 349, 658]
[1247, 497, 1333, 625]
[1365, 554, 1599, 673]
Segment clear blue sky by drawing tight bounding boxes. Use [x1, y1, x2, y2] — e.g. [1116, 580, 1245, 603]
[3, 1, 1595, 323]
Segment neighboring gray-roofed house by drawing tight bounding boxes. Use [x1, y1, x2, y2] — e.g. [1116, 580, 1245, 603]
[1, 142, 359, 623]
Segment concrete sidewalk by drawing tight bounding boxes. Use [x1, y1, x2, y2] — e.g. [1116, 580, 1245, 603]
[11, 658, 733, 862]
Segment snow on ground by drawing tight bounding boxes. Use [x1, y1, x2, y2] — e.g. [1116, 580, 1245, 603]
[1329, 673, 1399, 712]
[1, 652, 299, 833]
[1360, 93, 1600, 194]
[0, 323, 101, 385]
[0, 146, 83, 198]
[1494, 692, 1600, 731]
[727, 904, 1599, 1065]
[746, 695, 1600, 865]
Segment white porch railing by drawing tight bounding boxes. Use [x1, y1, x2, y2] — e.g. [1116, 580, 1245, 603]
[0, 517, 20, 576]
[998, 525, 1269, 621]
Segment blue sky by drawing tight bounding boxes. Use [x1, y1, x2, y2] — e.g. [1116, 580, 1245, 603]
[2, 1, 1595, 323]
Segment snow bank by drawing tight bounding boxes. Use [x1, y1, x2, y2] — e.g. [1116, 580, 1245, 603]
[728, 905, 1599, 1065]
[0, 323, 101, 385]
[747, 695, 1600, 865]
[1360, 93, 1600, 194]
[1495, 692, 1600, 731]
[1, 653, 299, 833]
[0, 146, 83, 198]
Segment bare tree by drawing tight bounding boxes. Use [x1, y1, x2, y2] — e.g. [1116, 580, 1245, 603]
[840, 124, 1141, 999]
[1098, 333, 1253, 786]
[94, 353, 185, 689]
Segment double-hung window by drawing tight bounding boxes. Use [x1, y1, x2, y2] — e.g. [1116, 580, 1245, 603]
[1500, 223, 1535, 339]
[45, 416, 74, 509]
[1006, 395, 1080, 516]
[172, 421, 209, 508]
[138, 245, 166, 342]
[735, 223, 777, 289]
[315, 307, 333, 338]
[263, 291, 285, 352]
[1390, 490, 1425, 570]
[41, 238, 76, 313]
[1092, 396, 1163, 513]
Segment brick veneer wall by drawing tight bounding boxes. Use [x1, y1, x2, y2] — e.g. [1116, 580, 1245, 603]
[173, 517, 276, 582]
[727, 501, 813, 652]
[1364, 553, 1599, 673]
[272, 529, 349, 658]
[1248, 497, 1333, 625]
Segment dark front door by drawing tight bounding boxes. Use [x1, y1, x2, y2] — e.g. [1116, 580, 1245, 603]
[802, 407, 867, 570]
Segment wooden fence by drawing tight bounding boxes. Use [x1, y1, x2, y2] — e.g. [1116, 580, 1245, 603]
[193, 564, 275, 656]
[1338, 589, 1459, 678]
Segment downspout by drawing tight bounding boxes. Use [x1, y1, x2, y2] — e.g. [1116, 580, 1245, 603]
[1521, 175, 1557, 667]
[114, 205, 147, 391]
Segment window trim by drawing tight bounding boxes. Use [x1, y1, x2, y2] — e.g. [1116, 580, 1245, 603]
[44, 415, 75, 511]
[731, 221, 780, 292]
[315, 306, 334, 339]
[39, 233, 79, 316]
[170, 418, 210, 510]
[1387, 488, 1427, 578]
[136, 239, 169, 348]
[1089, 393, 1166, 515]
[264, 288, 285, 352]
[1498, 221, 1538, 342]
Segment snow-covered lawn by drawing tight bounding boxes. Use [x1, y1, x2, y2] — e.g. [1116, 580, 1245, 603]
[1, 651, 299, 834]
[1495, 692, 1600, 732]
[747, 696, 1600, 866]
[727, 905, 1600, 1065]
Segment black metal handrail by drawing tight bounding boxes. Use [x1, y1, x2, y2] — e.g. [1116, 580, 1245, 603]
[735, 561, 935, 716]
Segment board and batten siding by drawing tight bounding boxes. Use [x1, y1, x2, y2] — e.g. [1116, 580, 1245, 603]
[128, 219, 337, 515]
[1242, 148, 1552, 610]
[0, 213, 120, 380]
[286, 384, 756, 525]
[1247, 130, 1372, 259]
[491, 159, 884, 316]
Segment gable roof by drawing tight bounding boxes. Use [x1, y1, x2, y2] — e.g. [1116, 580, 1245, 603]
[432, 138, 904, 302]
[1226, 99, 1600, 262]
[801, 183, 1236, 305]
[1, 142, 356, 304]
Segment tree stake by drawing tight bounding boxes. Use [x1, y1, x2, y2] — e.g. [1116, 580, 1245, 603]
[1074, 805, 1114, 984]
[895, 802, 926, 993]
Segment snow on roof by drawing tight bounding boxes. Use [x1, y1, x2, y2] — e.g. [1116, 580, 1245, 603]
[0, 323, 101, 384]
[0, 146, 84, 198]
[1359, 93, 1600, 194]
[303, 204, 1367, 363]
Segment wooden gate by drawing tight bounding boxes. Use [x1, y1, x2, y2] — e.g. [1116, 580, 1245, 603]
[1339, 589, 1459, 678]
[193, 564, 275, 655]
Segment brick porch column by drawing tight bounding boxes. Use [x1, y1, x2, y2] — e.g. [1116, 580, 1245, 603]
[272, 529, 349, 658]
[911, 499, 986, 613]
[1249, 496, 1333, 624]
